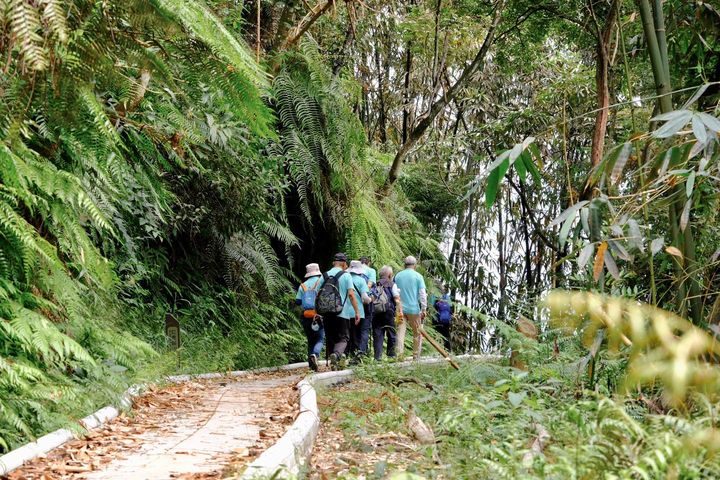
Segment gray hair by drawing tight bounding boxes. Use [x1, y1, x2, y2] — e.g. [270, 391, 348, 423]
[379, 265, 393, 279]
[404, 255, 417, 266]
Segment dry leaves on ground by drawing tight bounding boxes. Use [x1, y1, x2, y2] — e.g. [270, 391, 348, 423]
[6, 370, 302, 480]
[309, 382, 432, 480]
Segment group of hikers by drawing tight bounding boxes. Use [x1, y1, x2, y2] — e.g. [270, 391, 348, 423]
[294, 253, 453, 371]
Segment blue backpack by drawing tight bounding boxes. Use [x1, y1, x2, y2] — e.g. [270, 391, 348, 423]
[436, 299, 452, 324]
[300, 279, 320, 318]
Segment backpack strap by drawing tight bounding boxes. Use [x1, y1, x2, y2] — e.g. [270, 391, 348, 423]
[301, 283, 308, 292]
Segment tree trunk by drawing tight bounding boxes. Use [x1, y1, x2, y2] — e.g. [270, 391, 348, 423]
[589, 0, 619, 168]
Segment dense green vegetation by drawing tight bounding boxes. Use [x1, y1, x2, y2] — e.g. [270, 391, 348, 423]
[1, 0, 719, 475]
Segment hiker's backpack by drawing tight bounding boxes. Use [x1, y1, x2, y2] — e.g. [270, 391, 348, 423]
[436, 299, 452, 324]
[373, 281, 393, 313]
[300, 280, 320, 318]
[316, 271, 347, 315]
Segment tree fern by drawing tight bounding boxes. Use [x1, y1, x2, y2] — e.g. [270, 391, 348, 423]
[150, 0, 268, 88]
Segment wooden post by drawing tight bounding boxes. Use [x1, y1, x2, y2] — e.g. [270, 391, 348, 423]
[165, 313, 180, 350]
[420, 328, 460, 370]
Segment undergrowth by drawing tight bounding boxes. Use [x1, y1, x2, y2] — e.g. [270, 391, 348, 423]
[322, 353, 720, 479]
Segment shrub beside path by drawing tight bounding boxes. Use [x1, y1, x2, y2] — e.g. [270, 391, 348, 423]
[6, 372, 302, 479]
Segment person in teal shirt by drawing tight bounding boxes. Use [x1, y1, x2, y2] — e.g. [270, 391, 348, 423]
[360, 256, 377, 286]
[316, 253, 360, 370]
[394, 255, 427, 360]
[294, 263, 324, 371]
[348, 260, 372, 357]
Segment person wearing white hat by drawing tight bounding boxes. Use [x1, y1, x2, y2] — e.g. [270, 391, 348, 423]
[295, 263, 324, 371]
[393, 255, 427, 360]
[347, 260, 372, 358]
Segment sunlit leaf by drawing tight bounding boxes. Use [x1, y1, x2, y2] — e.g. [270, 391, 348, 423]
[682, 84, 710, 109]
[652, 110, 692, 138]
[651, 237, 664, 255]
[686, 171, 695, 198]
[551, 201, 589, 227]
[680, 198, 691, 232]
[604, 250, 620, 279]
[698, 112, 720, 133]
[610, 142, 632, 185]
[578, 243, 595, 269]
[508, 391, 526, 407]
[627, 219, 644, 252]
[609, 240, 632, 262]
[559, 216, 574, 250]
[514, 153, 527, 182]
[665, 246, 683, 259]
[692, 116, 707, 144]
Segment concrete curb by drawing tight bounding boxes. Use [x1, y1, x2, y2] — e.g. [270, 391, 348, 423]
[0, 362, 309, 475]
[240, 354, 498, 479]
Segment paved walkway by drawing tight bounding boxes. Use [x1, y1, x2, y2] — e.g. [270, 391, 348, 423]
[82, 374, 299, 480]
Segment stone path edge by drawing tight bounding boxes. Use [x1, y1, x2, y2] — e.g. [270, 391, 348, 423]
[239, 354, 499, 480]
[0, 362, 309, 476]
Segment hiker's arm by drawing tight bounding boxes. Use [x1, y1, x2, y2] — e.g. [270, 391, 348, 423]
[361, 290, 371, 305]
[392, 284, 403, 316]
[348, 289, 360, 320]
[419, 288, 428, 319]
[295, 286, 302, 306]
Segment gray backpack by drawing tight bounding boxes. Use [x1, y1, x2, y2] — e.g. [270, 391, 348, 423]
[373, 281, 393, 313]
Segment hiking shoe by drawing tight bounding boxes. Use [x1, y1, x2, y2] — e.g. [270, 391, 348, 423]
[308, 354, 319, 372]
[329, 353, 339, 371]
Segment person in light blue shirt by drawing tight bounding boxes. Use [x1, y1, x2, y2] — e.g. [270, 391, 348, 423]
[348, 260, 372, 358]
[316, 253, 360, 370]
[294, 263, 324, 371]
[394, 255, 427, 360]
[360, 256, 377, 286]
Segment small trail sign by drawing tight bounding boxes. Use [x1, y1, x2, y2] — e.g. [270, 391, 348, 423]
[165, 313, 180, 350]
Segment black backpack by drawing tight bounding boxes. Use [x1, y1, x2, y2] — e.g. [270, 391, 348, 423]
[316, 270, 347, 315]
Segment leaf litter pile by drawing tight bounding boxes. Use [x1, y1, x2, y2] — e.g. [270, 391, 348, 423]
[6, 371, 300, 480]
[310, 380, 436, 480]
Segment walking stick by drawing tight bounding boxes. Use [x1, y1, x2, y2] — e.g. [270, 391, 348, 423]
[420, 328, 460, 370]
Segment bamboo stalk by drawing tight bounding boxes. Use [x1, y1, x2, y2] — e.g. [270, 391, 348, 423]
[420, 328, 460, 370]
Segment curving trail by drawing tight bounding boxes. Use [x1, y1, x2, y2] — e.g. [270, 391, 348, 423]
[7, 372, 302, 480]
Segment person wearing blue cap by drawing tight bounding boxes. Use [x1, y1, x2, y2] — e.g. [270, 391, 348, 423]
[315, 253, 360, 370]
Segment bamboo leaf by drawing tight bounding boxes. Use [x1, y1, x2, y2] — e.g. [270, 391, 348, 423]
[486, 150, 512, 172]
[691, 116, 707, 144]
[551, 201, 589, 227]
[652, 110, 692, 138]
[514, 153, 527, 182]
[688, 140, 705, 159]
[682, 84, 710, 109]
[609, 239, 633, 262]
[604, 250, 620, 279]
[680, 198, 691, 232]
[651, 237, 664, 255]
[609, 142, 632, 185]
[558, 216, 574, 250]
[627, 219, 644, 252]
[522, 150, 542, 187]
[686, 171, 695, 198]
[698, 112, 720, 133]
[485, 158, 511, 208]
[580, 207, 590, 236]
[665, 246, 683, 259]
[578, 243, 595, 269]
[593, 242, 608, 281]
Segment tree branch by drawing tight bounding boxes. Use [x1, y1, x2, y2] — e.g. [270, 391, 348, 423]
[381, 0, 507, 194]
[280, 0, 335, 50]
